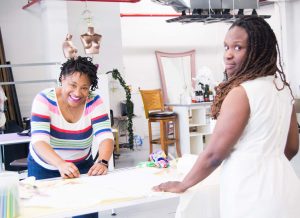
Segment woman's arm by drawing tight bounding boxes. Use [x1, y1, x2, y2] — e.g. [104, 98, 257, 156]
[88, 94, 114, 176]
[88, 138, 114, 176]
[153, 86, 250, 193]
[33, 141, 80, 178]
[284, 106, 299, 160]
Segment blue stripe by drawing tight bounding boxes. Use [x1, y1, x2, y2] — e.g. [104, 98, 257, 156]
[50, 126, 93, 140]
[31, 115, 50, 122]
[53, 145, 90, 150]
[40, 92, 57, 106]
[32, 130, 50, 134]
[94, 128, 112, 136]
[86, 95, 100, 108]
[92, 114, 109, 125]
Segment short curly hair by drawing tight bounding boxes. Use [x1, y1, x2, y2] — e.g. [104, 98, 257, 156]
[59, 56, 98, 91]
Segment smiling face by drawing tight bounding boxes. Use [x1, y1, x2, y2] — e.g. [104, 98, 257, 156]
[60, 71, 91, 108]
[223, 26, 248, 78]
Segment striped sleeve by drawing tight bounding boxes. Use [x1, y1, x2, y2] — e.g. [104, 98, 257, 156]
[30, 91, 51, 145]
[88, 94, 114, 146]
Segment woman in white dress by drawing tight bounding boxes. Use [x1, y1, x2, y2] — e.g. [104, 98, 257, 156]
[153, 17, 300, 218]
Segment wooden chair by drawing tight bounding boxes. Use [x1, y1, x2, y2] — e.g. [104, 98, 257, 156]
[139, 89, 181, 157]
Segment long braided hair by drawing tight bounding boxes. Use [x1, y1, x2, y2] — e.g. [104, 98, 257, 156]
[211, 17, 293, 119]
[59, 56, 99, 91]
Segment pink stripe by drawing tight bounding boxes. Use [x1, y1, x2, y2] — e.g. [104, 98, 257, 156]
[91, 113, 107, 122]
[36, 95, 59, 114]
[36, 94, 48, 102]
[49, 104, 59, 114]
[65, 152, 90, 162]
[31, 112, 50, 119]
[85, 98, 103, 115]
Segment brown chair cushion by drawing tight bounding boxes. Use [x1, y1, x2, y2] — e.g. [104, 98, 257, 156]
[149, 111, 176, 118]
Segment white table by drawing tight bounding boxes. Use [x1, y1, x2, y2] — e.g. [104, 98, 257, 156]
[18, 154, 220, 218]
[0, 133, 31, 171]
[19, 167, 180, 218]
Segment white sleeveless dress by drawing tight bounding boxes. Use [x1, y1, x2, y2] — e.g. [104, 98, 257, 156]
[220, 76, 300, 218]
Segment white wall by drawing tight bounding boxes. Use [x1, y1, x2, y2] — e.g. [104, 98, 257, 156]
[1, 0, 300, 139]
[283, 0, 300, 96]
[0, 0, 123, 119]
[120, 1, 293, 137]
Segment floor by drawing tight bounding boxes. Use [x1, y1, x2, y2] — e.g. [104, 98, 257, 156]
[113, 139, 178, 170]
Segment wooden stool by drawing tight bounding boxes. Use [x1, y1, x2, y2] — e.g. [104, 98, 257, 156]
[139, 89, 181, 157]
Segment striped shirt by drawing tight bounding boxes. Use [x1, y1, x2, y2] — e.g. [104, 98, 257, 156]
[29, 88, 114, 170]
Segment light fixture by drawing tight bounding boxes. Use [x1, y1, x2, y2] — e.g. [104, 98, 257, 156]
[152, 0, 271, 24]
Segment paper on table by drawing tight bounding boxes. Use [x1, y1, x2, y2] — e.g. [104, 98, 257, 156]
[21, 167, 181, 209]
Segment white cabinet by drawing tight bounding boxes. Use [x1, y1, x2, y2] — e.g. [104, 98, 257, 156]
[166, 103, 213, 155]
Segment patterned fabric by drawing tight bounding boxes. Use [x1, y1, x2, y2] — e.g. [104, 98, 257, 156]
[29, 88, 113, 170]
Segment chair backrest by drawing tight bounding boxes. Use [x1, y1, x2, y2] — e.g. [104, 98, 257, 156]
[139, 89, 165, 119]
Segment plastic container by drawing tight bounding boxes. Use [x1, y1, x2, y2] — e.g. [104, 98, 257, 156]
[0, 172, 20, 218]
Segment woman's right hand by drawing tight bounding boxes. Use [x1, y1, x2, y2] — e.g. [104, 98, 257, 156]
[57, 161, 80, 179]
[152, 181, 187, 193]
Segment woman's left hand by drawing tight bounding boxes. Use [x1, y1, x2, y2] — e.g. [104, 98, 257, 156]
[87, 162, 108, 176]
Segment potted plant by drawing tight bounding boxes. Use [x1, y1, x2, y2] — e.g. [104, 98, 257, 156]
[106, 69, 134, 150]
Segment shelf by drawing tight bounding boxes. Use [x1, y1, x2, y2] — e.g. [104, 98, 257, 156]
[189, 123, 209, 127]
[189, 131, 211, 137]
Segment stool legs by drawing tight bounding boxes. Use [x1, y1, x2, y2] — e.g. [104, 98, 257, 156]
[147, 117, 181, 158]
[160, 120, 168, 156]
[148, 120, 153, 155]
[175, 118, 181, 157]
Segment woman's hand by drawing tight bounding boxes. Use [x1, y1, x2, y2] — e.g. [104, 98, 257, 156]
[152, 181, 187, 193]
[88, 162, 108, 176]
[57, 161, 80, 179]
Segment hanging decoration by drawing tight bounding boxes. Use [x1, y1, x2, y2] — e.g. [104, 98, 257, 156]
[61, 1, 102, 58]
[62, 34, 78, 59]
[80, 1, 102, 55]
[80, 26, 102, 55]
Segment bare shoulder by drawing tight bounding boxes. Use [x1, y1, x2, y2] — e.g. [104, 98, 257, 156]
[219, 85, 250, 126]
[222, 86, 248, 110]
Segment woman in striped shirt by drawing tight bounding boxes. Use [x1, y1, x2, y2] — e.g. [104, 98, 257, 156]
[27, 56, 114, 180]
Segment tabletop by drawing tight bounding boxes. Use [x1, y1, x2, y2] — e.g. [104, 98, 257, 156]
[0, 133, 31, 145]
[18, 167, 181, 218]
